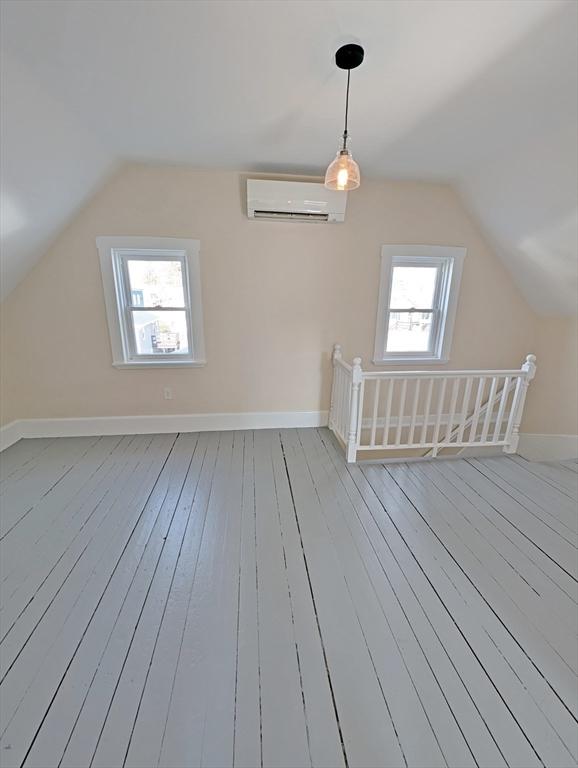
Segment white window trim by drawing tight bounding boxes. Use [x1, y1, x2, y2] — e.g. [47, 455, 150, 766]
[373, 244, 465, 365]
[97, 236, 206, 369]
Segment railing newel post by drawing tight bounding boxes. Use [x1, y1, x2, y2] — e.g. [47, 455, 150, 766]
[504, 354, 537, 454]
[347, 357, 363, 463]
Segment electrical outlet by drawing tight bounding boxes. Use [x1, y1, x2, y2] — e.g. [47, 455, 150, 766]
[163, 387, 173, 401]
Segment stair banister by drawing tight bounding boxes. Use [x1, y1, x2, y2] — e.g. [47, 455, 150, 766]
[328, 344, 537, 463]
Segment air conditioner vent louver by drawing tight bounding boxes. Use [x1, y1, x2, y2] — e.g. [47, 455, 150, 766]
[253, 210, 329, 222]
[247, 179, 347, 223]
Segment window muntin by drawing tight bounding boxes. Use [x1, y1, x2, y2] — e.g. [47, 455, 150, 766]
[98, 237, 205, 368]
[374, 246, 465, 365]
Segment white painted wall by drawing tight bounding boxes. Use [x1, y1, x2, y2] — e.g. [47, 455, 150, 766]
[1, 164, 540, 429]
[524, 315, 578, 436]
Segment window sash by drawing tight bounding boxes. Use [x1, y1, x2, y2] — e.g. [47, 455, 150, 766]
[383, 256, 453, 359]
[114, 250, 195, 362]
[384, 310, 437, 356]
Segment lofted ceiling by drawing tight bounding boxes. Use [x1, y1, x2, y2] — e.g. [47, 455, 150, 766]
[1, 0, 576, 313]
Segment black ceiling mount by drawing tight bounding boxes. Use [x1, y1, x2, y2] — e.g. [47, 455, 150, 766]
[335, 43, 364, 70]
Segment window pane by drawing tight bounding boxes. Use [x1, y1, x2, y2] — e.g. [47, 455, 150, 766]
[131, 310, 189, 355]
[389, 266, 438, 309]
[385, 311, 433, 352]
[126, 259, 185, 307]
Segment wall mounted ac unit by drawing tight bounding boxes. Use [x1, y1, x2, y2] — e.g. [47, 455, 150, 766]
[247, 179, 347, 223]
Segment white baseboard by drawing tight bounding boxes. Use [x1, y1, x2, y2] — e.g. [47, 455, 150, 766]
[517, 433, 578, 462]
[3, 418, 575, 464]
[0, 421, 24, 452]
[0, 410, 328, 451]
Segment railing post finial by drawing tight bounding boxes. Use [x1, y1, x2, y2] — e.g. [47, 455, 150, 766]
[332, 344, 342, 365]
[522, 354, 537, 380]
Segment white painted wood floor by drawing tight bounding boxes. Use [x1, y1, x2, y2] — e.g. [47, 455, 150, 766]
[0, 429, 577, 768]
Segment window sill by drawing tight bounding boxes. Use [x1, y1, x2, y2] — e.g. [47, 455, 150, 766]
[112, 360, 207, 370]
[372, 357, 449, 366]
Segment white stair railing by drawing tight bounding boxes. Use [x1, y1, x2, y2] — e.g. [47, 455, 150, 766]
[328, 344, 537, 463]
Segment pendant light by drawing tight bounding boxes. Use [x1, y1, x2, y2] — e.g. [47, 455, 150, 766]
[324, 43, 364, 192]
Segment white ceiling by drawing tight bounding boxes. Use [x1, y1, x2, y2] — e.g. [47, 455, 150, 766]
[1, 0, 576, 312]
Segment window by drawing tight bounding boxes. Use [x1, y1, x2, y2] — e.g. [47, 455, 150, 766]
[373, 245, 465, 364]
[97, 237, 205, 368]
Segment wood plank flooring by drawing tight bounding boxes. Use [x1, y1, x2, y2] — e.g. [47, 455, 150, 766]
[0, 429, 576, 768]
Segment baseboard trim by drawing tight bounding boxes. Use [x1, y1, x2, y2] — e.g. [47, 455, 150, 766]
[4, 419, 574, 464]
[0, 410, 329, 450]
[517, 433, 578, 462]
[0, 421, 24, 452]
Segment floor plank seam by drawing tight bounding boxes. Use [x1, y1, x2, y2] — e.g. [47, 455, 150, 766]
[360, 464, 542, 766]
[279, 432, 349, 768]
[14, 434, 180, 767]
[384, 464, 578, 705]
[325, 443, 509, 766]
[315, 431, 481, 768]
[120, 440, 200, 767]
[444, 462, 578, 587]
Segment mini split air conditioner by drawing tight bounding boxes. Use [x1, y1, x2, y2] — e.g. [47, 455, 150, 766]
[246, 179, 347, 223]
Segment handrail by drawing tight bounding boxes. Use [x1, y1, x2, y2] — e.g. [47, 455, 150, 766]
[334, 357, 353, 372]
[329, 344, 537, 463]
[361, 369, 526, 379]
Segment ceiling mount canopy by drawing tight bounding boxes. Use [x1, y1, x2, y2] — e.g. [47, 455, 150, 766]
[324, 43, 365, 192]
[335, 43, 364, 70]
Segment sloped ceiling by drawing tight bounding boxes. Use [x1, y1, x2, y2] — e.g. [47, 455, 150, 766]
[1, 0, 576, 313]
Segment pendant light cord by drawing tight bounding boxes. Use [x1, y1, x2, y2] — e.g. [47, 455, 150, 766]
[342, 68, 350, 151]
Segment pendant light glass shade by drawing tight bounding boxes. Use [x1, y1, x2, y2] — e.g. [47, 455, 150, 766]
[324, 146, 361, 191]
